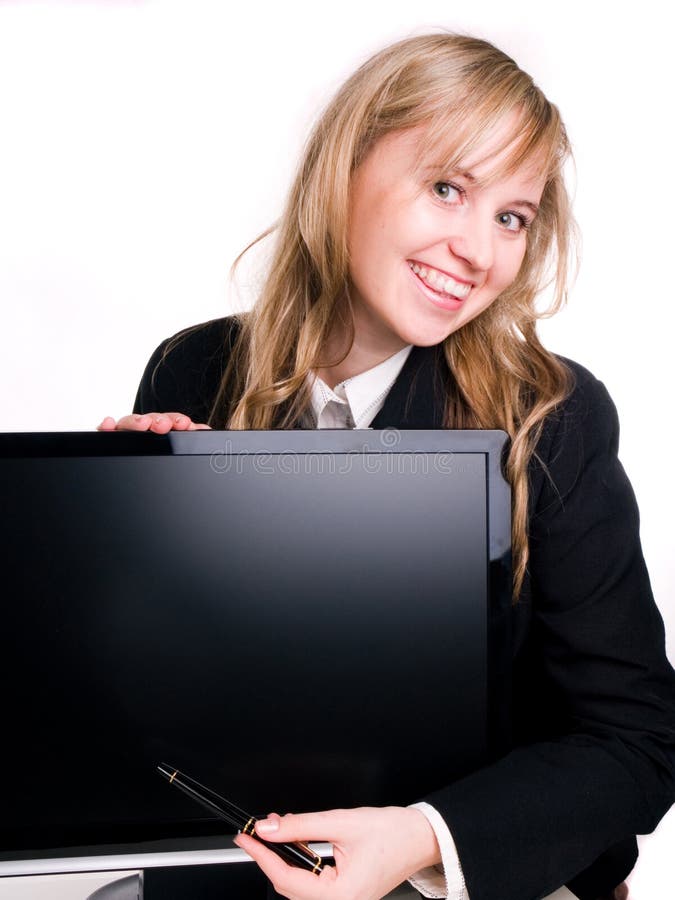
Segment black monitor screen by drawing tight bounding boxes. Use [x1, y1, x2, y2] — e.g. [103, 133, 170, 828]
[0, 429, 510, 861]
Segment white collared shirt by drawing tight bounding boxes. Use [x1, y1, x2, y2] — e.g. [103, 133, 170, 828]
[300, 343, 468, 900]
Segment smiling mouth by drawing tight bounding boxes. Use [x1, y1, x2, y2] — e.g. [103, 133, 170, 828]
[407, 261, 472, 299]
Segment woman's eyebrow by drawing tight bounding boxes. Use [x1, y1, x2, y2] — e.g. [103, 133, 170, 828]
[512, 200, 540, 215]
[420, 165, 477, 181]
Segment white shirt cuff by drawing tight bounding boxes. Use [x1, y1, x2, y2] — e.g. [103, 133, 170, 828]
[407, 801, 469, 900]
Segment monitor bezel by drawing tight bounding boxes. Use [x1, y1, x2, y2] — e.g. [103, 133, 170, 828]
[0, 428, 511, 876]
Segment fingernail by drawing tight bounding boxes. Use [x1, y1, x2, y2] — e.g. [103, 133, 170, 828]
[256, 817, 279, 834]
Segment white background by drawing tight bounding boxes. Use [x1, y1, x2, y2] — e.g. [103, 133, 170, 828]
[0, 0, 672, 895]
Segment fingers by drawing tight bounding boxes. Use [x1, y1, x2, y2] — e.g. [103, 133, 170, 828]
[96, 413, 212, 433]
[96, 416, 119, 431]
[234, 832, 337, 899]
[254, 810, 351, 844]
[236, 808, 422, 900]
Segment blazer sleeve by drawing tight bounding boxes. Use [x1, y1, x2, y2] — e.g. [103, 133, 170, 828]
[423, 368, 675, 900]
[132, 317, 237, 423]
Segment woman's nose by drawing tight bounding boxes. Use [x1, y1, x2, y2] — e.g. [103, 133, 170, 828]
[447, 214, 494, 272]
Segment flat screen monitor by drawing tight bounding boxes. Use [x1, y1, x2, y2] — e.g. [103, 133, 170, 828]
[0, 429, 511, 875]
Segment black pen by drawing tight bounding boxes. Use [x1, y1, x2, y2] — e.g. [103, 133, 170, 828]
[157, 763, 324, 875]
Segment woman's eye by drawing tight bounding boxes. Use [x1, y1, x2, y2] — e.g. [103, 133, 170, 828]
[432, 182, 462, 203]
[497, 211, 528, 233]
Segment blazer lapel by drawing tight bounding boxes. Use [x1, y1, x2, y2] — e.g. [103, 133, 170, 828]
[370, 344, 448, 430]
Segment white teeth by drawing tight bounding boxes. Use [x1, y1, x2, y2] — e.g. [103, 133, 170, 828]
[408, 261, 471, 299]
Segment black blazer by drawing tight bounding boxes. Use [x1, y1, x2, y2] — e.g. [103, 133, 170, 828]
[134, 317, 675, 900]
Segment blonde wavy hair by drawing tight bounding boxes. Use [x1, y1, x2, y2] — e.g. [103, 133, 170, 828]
[205, 33, 576, 598]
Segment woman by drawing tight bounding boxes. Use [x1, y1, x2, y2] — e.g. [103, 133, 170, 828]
[99, 34, 675, 900]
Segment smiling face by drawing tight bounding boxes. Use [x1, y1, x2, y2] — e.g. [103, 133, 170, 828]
[341, 121, 548, 363]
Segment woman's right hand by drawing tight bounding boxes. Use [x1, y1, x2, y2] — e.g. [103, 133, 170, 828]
[97, 413, 211, 433]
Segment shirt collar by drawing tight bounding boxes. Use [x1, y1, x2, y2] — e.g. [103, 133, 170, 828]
[305, 344, 413, 428]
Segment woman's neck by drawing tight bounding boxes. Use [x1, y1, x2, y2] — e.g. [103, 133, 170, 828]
[315, 337, 410, 390]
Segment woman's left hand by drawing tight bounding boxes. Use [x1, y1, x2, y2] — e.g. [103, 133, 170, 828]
[233, 806, 441, 900]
